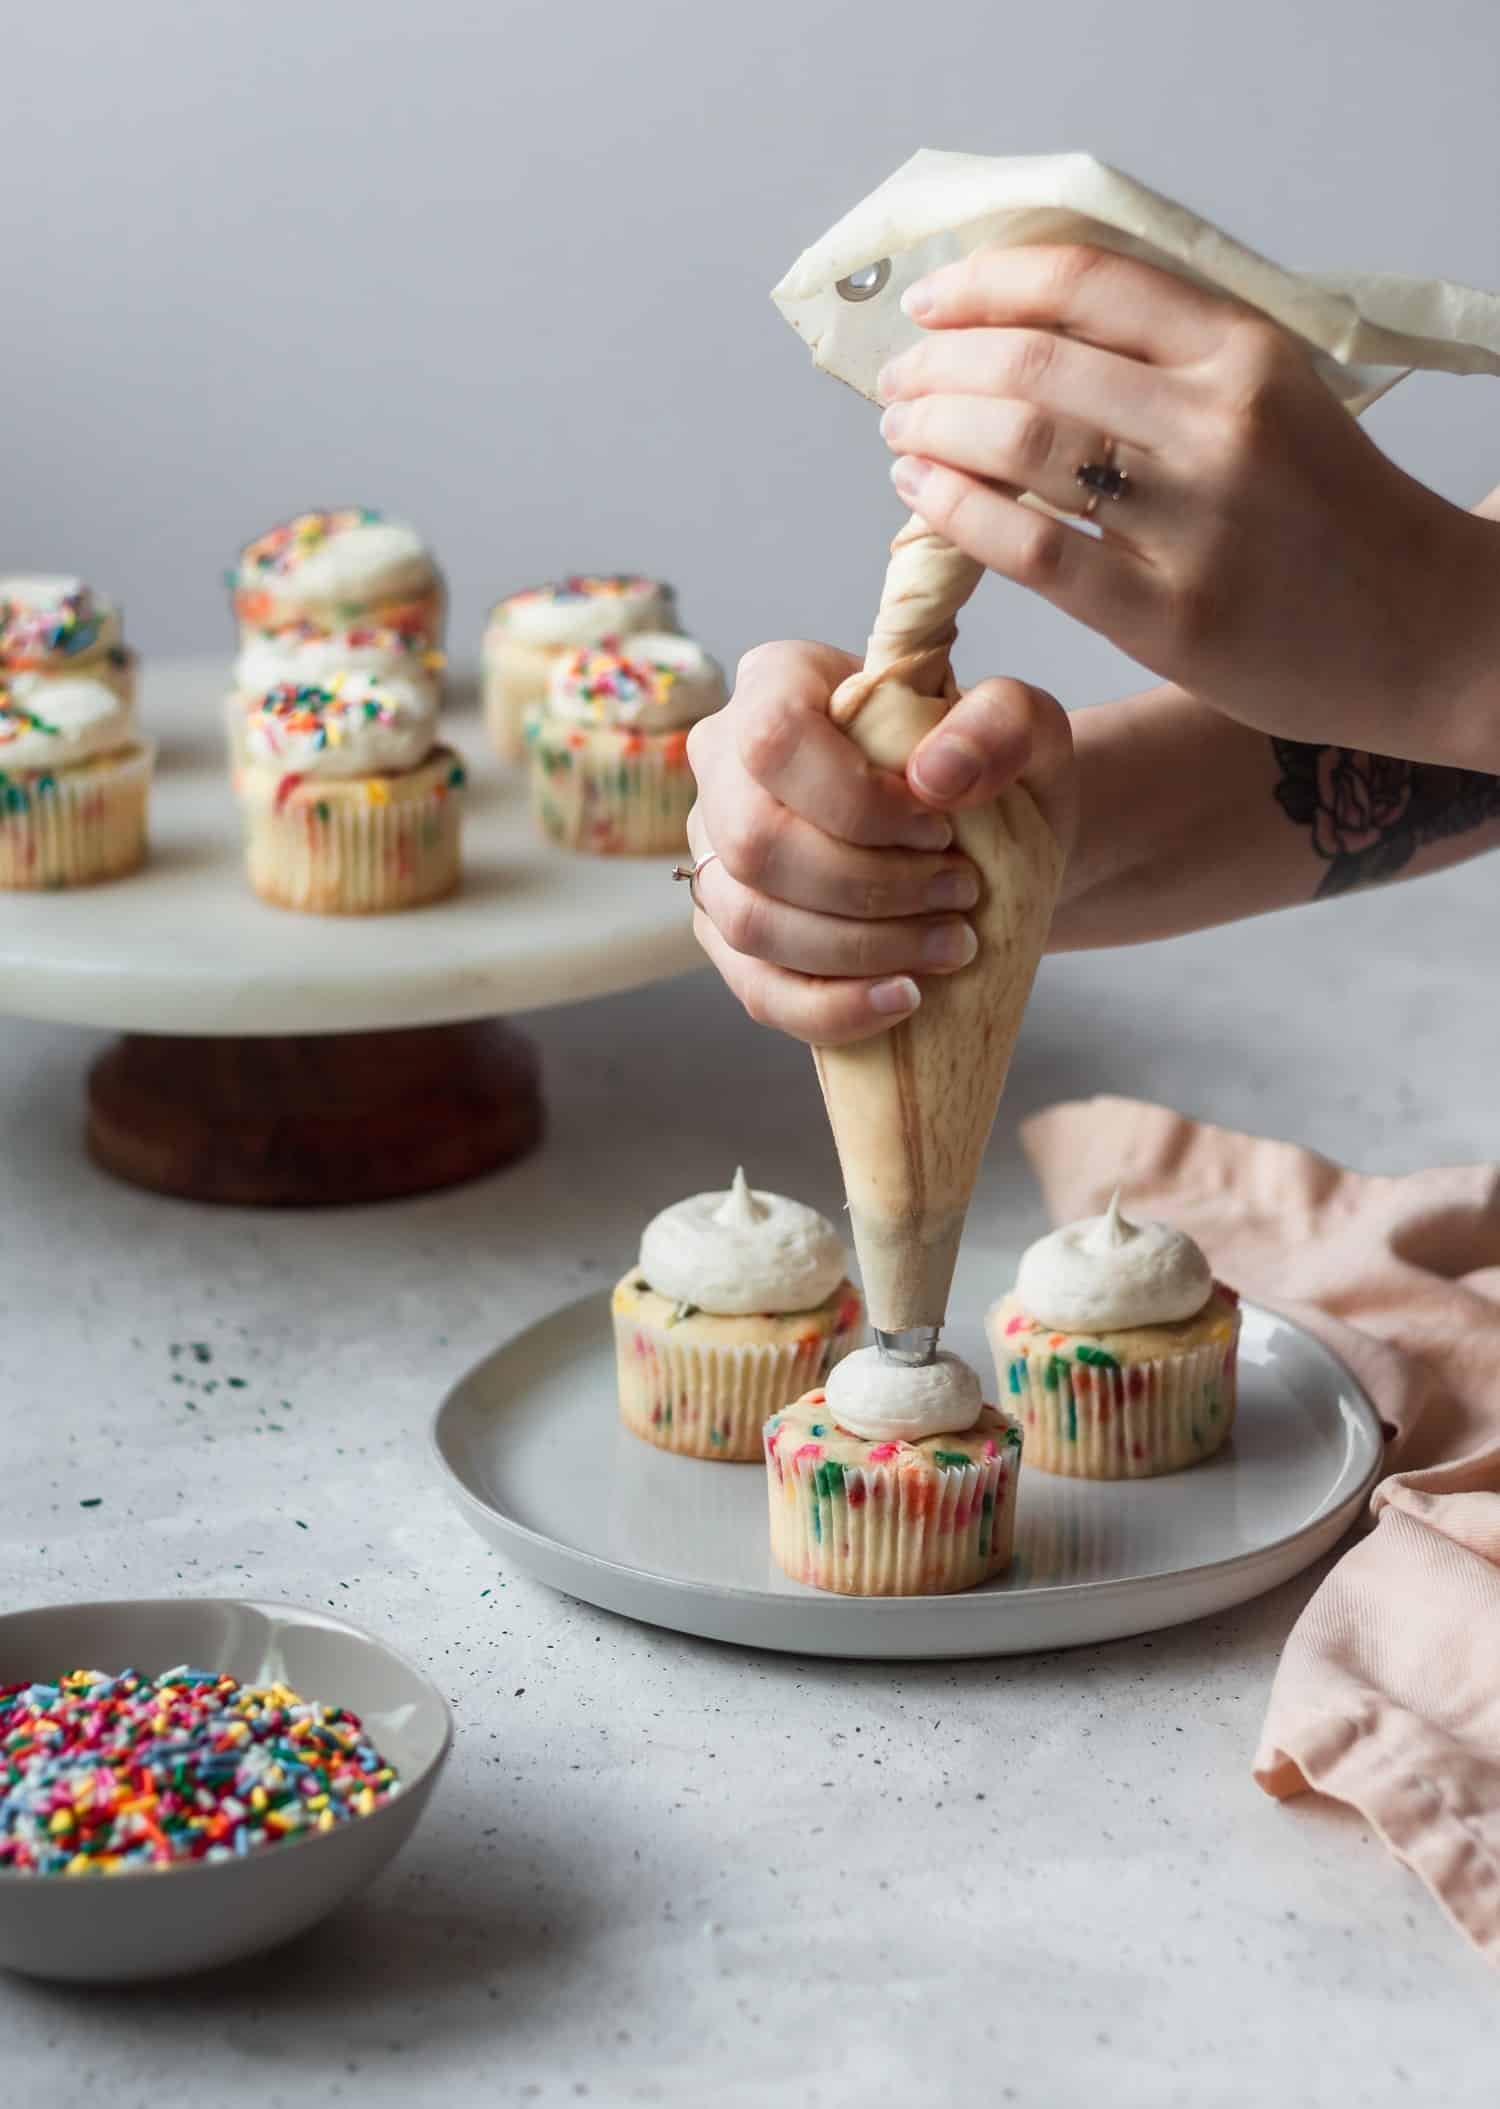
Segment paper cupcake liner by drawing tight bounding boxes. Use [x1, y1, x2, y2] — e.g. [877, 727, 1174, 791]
[990, 1325, 1238, 1479]
[238, 746, 465, 915]
[0, 745, 152, 890]
[615, 1316, 859, 1463]
[765, 1433, 1021, 1596]
[526, 713, 694, 856]
[482, 639, 553, 764]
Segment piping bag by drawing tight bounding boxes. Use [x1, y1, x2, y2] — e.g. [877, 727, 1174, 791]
[773, 149, 1500, 1366]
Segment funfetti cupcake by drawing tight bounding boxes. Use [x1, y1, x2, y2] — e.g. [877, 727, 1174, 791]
[765, 1351, 1022, 1596]
[229, 510, 445, 647]
[527, 633, 724, 856]
[226, 621, 445, 763]
[987, 1194, 1241, 1479]
[234, 670, 463, 915]
[0, 575, 136, 707]
[613, 1168, 864, 1461]
[0, 671, 152, 889]
[482, 574, 678, 762]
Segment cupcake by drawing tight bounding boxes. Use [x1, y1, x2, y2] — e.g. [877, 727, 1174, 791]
[234, 671, 463, 914]
[986, 1193, 1241, 1479]
[0, 671, 152, 889]
[765, 1350, 1022, 1595]
[613, 1168, 863, 1460]
[229, 510, 444, 646]
[0, 574, 136, 707]
[527, 633, 724, 855]
[482, 574, 678, 762]
[226, 621, 445, 763]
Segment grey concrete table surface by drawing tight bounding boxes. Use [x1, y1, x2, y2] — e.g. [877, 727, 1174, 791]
[2, 853, 1496, 2108]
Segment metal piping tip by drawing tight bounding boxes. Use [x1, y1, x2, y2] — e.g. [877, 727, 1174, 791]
[874, 1326, 941, 1367]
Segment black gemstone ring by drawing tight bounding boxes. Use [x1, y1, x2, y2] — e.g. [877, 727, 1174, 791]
[1075, 438, 1129, 518]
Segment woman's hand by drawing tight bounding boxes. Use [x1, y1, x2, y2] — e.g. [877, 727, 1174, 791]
[879, 244, 1496, 767]
[685, 642, 1074, 1044]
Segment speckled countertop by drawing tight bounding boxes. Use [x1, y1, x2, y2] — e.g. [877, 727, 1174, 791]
[2, 852, 1496, 2107]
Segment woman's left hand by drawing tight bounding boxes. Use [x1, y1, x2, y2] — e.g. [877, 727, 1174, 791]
[879, 244, 1496, 768]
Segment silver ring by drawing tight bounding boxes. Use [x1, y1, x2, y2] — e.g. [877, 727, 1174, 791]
[1075, 435, 1129, 519]
[671, 851, 719, 911]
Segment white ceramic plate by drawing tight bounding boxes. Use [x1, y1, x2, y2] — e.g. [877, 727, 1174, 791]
[431, 1291, 1384, 1659]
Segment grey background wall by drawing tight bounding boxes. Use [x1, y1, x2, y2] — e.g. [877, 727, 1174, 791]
[6, 0, 1499, 707]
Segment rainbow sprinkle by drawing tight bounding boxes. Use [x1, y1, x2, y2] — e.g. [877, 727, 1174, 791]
[239, 510, 382, 579]
[249, 676, 402, 752]
[0, 683, 60, 746]
[0, 584, 102, 666]
[505, 574, 661, 609]
[558, 646, 680, 724]
[0, 1667, 400, 1874]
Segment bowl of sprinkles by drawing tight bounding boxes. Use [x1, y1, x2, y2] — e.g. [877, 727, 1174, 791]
[0, 1598, 451, 1983]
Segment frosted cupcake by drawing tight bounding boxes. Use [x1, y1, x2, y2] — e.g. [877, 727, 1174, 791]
[987, 1194, 1241, 1478]
[226, 621, 445, 763]
[613, 1168, 863, 1460]
[765, 1351, 1022, 1596]
[0, 672, 152, 889]
[229, 511, 444, 646]
[527, 633, 724, 855]
[483, 574, 678, 762]
[0, 575, 135, 707]
[234, 671, 463, 914]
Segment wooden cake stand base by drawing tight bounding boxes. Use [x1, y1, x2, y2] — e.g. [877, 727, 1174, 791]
[85, 1022, 544, 1206]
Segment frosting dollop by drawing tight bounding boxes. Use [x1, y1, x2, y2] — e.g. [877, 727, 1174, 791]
[638, 1167, 846, 1315]
[241, 671, 438, 778]
[235, 511, 436, 609]
[823, 1347, 983, 1443]
[233, 622, 443, 699]
[0, 576, 119, 669]
[492, 574, 677, 649]
[0, 672, 135, 769]
[547, 634, 725, 733]
[1014, 1192, 1214, 1332]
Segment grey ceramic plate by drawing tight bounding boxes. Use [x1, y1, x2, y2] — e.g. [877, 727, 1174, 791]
[432, 1292, 1384, 1659]
[0, 1598, 452, 1983]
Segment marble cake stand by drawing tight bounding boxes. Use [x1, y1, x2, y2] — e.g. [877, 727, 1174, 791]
[0, 660, 701, 1204]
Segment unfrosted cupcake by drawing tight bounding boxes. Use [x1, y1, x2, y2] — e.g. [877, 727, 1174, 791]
[765, 1350, 1022, 1595]
[482, 574, 677, 762]
[0, 575, 136, 707]
[226, 621, 445, 763]
[0, 671, 152, 889]
[987, 1194, 1241, 1479]
[234, 671, 463, 914]
[613, 1168, 863, 1460]
[527, 633, 724, 855]
[229, 511, 444, 646]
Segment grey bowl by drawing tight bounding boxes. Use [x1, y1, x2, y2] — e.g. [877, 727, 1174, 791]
[0, 1597, 452, 1984]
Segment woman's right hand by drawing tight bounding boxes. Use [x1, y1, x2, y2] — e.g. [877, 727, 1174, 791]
[685, 640, 1075, 1045]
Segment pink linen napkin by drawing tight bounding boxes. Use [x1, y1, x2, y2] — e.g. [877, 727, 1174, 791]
[1021, 1096, 1500, 1969]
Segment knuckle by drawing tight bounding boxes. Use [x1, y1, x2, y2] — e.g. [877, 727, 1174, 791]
[1009, 511, 1069, 589]
[1037, 243, 1104, 306]
[1000, 328, 1057, 396]
[717, 883, 767, 958]
[684, 715, 715, 779]
[715, 796, 781, 888]
[735, 691, 804, 786]
[1013, 406, 1059, 477]
[734, 641, 780, 686]
[737, 977, 776, 1031]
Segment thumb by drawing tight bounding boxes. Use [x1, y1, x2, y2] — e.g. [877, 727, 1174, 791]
[907, 678, 1063, 811]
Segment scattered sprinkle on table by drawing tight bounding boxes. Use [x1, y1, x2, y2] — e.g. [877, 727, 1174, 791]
[0, 1667, 400, 1874]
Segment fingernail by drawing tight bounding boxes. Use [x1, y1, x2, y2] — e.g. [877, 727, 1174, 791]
[922, 920, 978, 970]
[878, 403, 908, 445]
[891, 456, 930, 502]
[901, 281, 935, 321]
[870, 976, 921, 1018]
[876, 361, 902, 403]
[926, 867, 979, 911]
[902, 812, 953, 852]
[910, 735, 981, 802]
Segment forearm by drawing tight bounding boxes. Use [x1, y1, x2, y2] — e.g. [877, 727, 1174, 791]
[1051, 683, 1500, 952]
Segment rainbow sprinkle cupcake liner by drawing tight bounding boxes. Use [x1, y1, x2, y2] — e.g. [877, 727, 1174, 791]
[613, 1274, 864, 1461]
[765, 1396, 1023, 1595]
[987, 1303, 1240, 1479]
[237, 744, 465, 915]
[526, 712, 695, 856]
[482, 638, 553, 764]
[0, 744, 152, 890]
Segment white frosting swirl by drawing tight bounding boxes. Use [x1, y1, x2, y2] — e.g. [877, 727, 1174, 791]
[1014, 1192, 1214, 1332]
[493, 575, 676, 649]
[241, 671, 438, 778]
[824, 1347, 982, 1443]
[235, 512, 437, 611]
[233, 625, 442, 698]
[638, 1167, 846, 1315]
[0, 576, 121, 669]
[547, 634, 725, 733]
[0, 672, 135, 769]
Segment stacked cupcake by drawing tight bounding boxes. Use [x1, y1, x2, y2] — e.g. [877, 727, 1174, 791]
[482, 574, 677, 763]
[226, 511, 463, 914]
[0, 575, 151, 889]
[527, 632, 725, 856]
